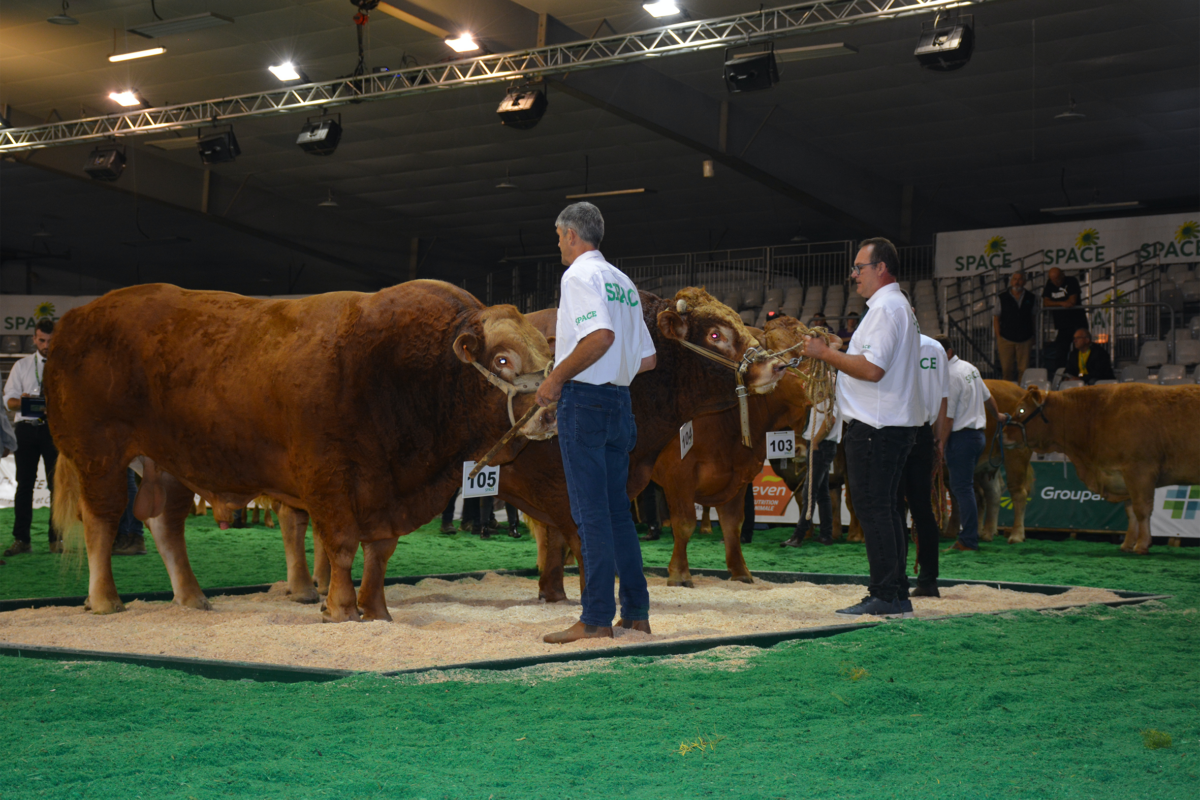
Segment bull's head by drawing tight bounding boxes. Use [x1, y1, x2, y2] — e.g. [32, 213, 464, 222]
[453, 304, 557, 440]
[657, 287, 786, 394]
[1003, 385, 1051, 451]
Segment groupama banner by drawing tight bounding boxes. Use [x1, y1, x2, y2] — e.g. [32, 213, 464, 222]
[934, 212, 1200, 278]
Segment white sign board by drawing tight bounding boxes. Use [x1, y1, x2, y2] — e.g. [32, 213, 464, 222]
[1151, 485, 1200, 538]
[934, 212, 1200, 278]
[679, 420, 694, 459]
[461, 461, 499, 498]
[765, 430, 796, 459]
[0, 295, 99, 336]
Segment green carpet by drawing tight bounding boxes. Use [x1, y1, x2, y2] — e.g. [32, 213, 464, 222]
[0, 508, 1196, 799]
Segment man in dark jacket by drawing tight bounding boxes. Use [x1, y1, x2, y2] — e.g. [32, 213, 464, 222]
[992, 270, 1037, 383]
[1063, 328, 1115, 384]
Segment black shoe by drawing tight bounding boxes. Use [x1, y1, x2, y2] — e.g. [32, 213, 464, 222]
[508, 525, 522, 539]
[779, 534, 804, 548]
[814, 536, 834, 546]
[740, 533, 753, 544]
[835, 596, 904, 618]
[639, 525, 661, 542]
[477, 523, 495, 540]
[911, 584, 940, 598]
[439, 521, 456, 536]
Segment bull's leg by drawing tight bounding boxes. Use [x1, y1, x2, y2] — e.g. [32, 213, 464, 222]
[357, 537, 398, 622]
[264, 506, 275, 529]
[535, 520, 568, 603]
[250, 506, 261, 525]
[193, 496, 206, 516]
[714, 487, 753, 584]
[277, 505, 319, 604]
[665, 495, 697, 588]
[698, 506, 714, 536]
[978, 470, 1001, 543]
[80, 501, 125, 615]
[1120, 502, 1138, 552]
[317, 524, 362, 623]
[313, 522, 330, 596]
[1129, 481, 1156, 555]
[1007, 462, 1033, 544]
[145, 474, 211, 610]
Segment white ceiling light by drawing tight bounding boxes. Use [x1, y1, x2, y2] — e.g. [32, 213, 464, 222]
[269, 62, 309, 83]
[445, 34, 480, 53]
[109, 47, 166, 63]
[48, 1, 78, 25]
[108, 91, 145, 107]
[318, 190, 338, 208]
[128, 12, 233, 39]
[643, 2, 682, 18]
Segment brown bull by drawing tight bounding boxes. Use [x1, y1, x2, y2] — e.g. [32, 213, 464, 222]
[1003, 383, 1200, 554]
[47, 281, 553, 621]
[649, 315, 829, 586]
[502, 288, 787, 602]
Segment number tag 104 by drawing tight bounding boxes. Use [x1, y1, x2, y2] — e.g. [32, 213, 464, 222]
[680, 420, 694, 459]
[462, 461, 499, 497]
[766, 430, 796, 458]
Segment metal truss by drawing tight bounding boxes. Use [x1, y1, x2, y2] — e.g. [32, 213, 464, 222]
[0, 0, 989, 152]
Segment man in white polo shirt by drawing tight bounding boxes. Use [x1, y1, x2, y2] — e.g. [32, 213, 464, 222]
[801, 238, 924, 618]
[936, 335, 1008, 552]
[901, 333, 950, 598]
[537, 202, 657, 644]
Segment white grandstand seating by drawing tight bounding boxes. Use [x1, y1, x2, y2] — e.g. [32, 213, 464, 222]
[1176, 340, 1200, 366]
[1161, 377, 1189, 386]
[1121, 364, 1150, 382]
[1171, 328, 1193, 348]
[1020, 368, 1048, 388]
[1059, 379, 1085, 390]
[1158, 364, 1187, 382]
[1136, 376, 1160, 385]
[1138, 340, 1169, 367]
[1051, 367, 1066, 389]
[0, 336, 21, 354]
[1166, 263, 1192, 282]
[744, 287, 764, 308]
[1182, 281, 1200, 302]
[897, 280, 911, 297]
[1161, 286, 1185, 313]
[765, 287, 785, 306]
[1094, 379, 1119, 386]
[739, 310, 757, 326]
[1191, 316, 1200, 337]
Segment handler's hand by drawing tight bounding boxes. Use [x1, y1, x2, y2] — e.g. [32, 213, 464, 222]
[801, 334, 829, 360]
[536, 375, 562, 407]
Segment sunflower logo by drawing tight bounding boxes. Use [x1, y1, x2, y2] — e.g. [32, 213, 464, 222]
[1075, 228, 1100, 248]
[34, 302, 56, 320]
[1000, 495, 1013, 510]
[1175, 220, 1199, 243]
[984, 235, 1007, 256]
[1102, 288, 1127, 306]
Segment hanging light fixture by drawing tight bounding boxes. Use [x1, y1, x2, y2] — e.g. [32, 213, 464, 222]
[48, 1, 78, 25]
[318, 190, 339, 207]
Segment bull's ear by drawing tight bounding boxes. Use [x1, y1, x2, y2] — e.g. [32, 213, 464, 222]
[453, 332, 481, 364]
[1028, 385, 1046, 403]
[657, 309, 688, 340]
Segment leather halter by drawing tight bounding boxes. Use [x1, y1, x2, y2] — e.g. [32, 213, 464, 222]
[1004, 398, 1049, 450]
[672, 337, 767, 447]
[468, 359, 549, 428]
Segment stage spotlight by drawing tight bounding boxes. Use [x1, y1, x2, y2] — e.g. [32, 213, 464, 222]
[497, 87, 548, 130]
[445, 34, 480, 53]
[109, 90, 149, 108]
[915, 17, 974, 72]
[83, 148, 126, 181]
[643, 2, 681, 17]
[197, 130, 240, 164]
[297, 117, 342, 156]
[724, 45, 779, 93]
[269, 62, 310, 83]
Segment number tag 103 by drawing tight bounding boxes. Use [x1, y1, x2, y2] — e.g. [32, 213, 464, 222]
[766, 430, 796, 458]
[462, 461, 500, 497]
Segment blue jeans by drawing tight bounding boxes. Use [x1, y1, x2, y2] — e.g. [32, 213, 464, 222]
[946, 428, 986, 548]
[558, 382, 649, 627]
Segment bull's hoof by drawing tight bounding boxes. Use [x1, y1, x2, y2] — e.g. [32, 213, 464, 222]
[1134, 546, 1150, 555]
[85, 597, 126, 615]
[176, 595, 212, 611]
[1006, 534, 1026, 544]
[288, 587, 321, 604]
[729, 574, 754, 584]
[980, 532, 995, 542]
[361, 607, 394, 622]
[667, 578, 694, 588]
[321, 606, 362, 623]
[538, 589, 568, 603]
[1120, 543, 1136, 553]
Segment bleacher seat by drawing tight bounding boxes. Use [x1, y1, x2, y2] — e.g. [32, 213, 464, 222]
[765, 287, 785, 306]
[1027, 379, 1052, 392]
[1166, 264, 1192, 282]
[22, 336, 36, 354]
[1161, 377, 1189, 386]
[1194, 366, 1200, 383]
[1059, 379, 1085, 390]
[1121, 365, 1150, 382]
[738, 309, 757, 326]
[1189, 315, 1199, 336]
[1138, 340, 1169, 368]
[1020, 368, 1048, 388]
[1093, 379, 1119, 386]
[1160, 286, 1185, 314]
[896, 280, 912, 297]
[915, 279, 935, 295]
[1158, 364, 1186, 382]
[1136, 376, 1160, 385]
[1182, 281, 1200, 302]
[1051, 367, 1067, 389]
[0, 336, 21, 354]
[1171, 328, 1193, 349]
[744, 287, 764, 308]
[1176, 340, 1200, 366]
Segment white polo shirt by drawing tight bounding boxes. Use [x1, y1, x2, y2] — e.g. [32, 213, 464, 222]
[916, 334, 949, 427]
[947, 355, 992, 431]
[802, 400, 842, 444]
[835, 282, 925, 428]
[555, 250, 656, 387]
[3, 353, 48, 423]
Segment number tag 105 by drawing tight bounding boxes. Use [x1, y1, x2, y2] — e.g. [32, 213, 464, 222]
[462, 461, 500, 497]
[766, 430, 796, 458]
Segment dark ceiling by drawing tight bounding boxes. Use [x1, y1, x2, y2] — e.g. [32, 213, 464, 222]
[1, 0, 1197, 297]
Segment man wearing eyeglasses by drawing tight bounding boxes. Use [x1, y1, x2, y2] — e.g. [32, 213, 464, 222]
[800, 238, 925, 619]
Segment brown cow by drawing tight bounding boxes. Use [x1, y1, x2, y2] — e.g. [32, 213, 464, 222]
[1003, 383, 1200, 554]
[503, 287, 787, 602]
[957, 380, 1035, 544]
[649, 315, 827, 586]
[47, 281, 554, 621]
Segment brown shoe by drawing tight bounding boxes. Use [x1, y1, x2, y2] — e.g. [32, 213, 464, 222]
[617, 618, 652, 634]
[946, 541, 977, 552]
[2, 540, 31, 556]
[543, 621, 614, 644]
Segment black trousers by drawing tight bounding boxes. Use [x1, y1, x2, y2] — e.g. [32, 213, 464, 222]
[843, 420, 916, 603]
[897, 424, 939, 588]
[12, 422, 58, 543]
[741, 482, 755, 542]
[636, 482, 661, 528]
[795, 439, 838, 540]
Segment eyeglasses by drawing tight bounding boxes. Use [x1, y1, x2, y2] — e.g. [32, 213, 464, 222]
[850, 260, 882, 277]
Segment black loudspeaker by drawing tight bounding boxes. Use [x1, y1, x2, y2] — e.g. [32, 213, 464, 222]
[915, 21, 974, 72]
[723, 50, 779, 93]
[296, 119, 342, 156]
[496, 89, 548, 130]
[197, 131, 240, 164]
[83, 148, 126, 181]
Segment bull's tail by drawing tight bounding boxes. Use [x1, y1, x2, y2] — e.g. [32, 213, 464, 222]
[52, 455, 86, 556]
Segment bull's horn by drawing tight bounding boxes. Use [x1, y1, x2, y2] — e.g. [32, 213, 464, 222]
[676, 298, 688, 313]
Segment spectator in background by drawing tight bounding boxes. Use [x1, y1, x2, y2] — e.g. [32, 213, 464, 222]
[992, 270, 1037, 383]
[836, 311, 859, 342]
[1063, 328, 1115, 384]
[939, 336, 1008, 552]
[2, 318, 59, 556]
[1041, 268, 1089, 378]
[809, 312, 829, 330]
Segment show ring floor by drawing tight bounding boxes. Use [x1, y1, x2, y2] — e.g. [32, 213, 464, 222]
[0, 569, 1157, 677]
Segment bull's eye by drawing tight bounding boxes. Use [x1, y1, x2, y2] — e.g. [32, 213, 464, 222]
[498, 357, 508, 366]
[1018, 408, 1024, 414]
[710, 332, 719, 340]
